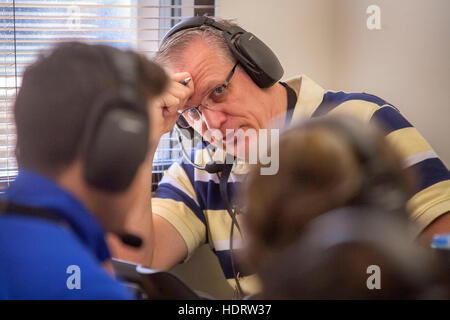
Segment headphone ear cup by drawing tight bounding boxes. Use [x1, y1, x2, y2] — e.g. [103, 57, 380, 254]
[223, 31, 284, 88]
[84, 102, 149, 192]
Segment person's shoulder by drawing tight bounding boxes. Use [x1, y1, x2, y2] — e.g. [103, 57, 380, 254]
[0, 216, 132, 299]
[322, 90, 390, 108]
[312, 90, 393, 122]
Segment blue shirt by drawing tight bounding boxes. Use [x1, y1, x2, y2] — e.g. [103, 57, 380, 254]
[0, 169, 133, 299]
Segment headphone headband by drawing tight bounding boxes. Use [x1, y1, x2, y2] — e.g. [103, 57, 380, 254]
[81, 47, 149, 192]
[161, 16, 284, 88]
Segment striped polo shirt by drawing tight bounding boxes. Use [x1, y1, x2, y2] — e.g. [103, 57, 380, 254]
[152, 75, 450, 295]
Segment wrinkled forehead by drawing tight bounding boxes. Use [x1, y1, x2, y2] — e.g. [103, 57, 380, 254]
[167, 39, 235, 100]
[163, 35, 232, 70]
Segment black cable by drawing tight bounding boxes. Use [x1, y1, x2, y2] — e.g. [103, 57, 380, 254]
[218, 162, 242, 237]
[217, 163, 244, 298]
[186, 137, 244, 297]
[229, 207, 244, 299]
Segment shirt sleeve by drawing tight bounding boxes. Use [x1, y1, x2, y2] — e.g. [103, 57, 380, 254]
[152, 161, 207, 261]
[370, 106, 450, 230]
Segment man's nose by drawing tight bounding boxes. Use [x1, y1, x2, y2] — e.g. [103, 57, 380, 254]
[201, 108, 227, 130]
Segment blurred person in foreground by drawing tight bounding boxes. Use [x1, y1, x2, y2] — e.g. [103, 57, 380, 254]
[243, 116, 450, 299]
[0, 42, 167, 299]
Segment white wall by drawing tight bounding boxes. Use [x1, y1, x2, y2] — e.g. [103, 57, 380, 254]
[330, 0, 450, 166]
[217, 0, 450, 165]
[217, 0, 335, 87]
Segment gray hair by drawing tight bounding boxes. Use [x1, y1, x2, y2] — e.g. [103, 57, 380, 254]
[154, 18, 238, 69]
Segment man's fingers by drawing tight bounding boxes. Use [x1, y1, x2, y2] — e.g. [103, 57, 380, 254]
[170, 72, 195, 98]
[162, 105, 179, 118]
[158, 73, 194, 111]
[170, 72, 192, 83]
[148, 72, 195, 138]
[170, 81, 194, 97]
[161, 94, 180, 109]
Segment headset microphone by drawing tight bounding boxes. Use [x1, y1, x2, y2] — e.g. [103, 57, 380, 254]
[119, 233, 143, 248]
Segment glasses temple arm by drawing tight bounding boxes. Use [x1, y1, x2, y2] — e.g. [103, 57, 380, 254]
[223, 62, 239, 87]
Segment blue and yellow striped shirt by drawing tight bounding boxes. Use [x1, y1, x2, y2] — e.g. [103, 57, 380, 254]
[152, 75, 450, 294]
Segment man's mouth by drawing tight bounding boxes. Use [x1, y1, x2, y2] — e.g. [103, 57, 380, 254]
[207, 127, 248, 146]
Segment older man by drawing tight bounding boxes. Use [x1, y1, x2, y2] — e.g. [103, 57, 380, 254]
[112, 17, 450, 296]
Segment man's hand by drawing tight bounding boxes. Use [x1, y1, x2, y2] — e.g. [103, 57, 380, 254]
[149, 72, 194, 146]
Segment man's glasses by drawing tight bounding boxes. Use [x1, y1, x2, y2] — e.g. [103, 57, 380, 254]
[177, 62, 238, 129]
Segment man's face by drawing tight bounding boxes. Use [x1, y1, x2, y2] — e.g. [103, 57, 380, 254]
[172, 39, 277, 160]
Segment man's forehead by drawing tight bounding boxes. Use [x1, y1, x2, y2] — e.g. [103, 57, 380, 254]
[172, 40, 230, 74]
[171, 41, 233, 96]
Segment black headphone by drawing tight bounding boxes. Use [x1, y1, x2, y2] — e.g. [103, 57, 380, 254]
[161, 16, 284, 88]
[81, 47, 149, 192]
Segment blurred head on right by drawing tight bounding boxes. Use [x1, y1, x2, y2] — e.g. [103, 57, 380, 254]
[242, 116, 449, 299]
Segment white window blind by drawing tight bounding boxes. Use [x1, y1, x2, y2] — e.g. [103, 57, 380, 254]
[0, 0, 215, 191]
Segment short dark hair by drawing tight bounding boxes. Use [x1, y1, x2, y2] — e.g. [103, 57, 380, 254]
[14, 42, 167, 176]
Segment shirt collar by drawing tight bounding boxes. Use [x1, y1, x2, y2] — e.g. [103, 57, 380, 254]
[285, 75, 326, 122]
[2, 169, 111, 262]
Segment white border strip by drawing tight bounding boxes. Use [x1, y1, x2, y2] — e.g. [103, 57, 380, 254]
[403, 150, 438, 168]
